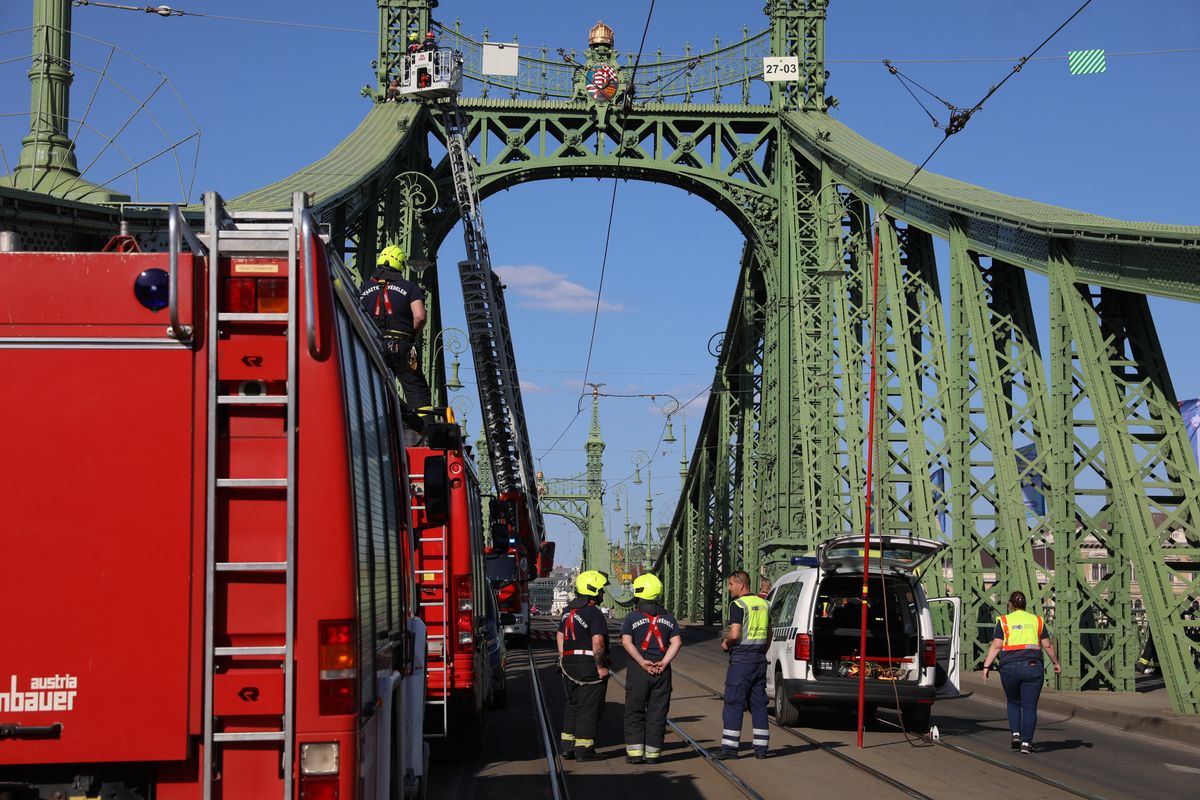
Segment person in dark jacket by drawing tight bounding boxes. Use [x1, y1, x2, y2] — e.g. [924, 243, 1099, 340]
[620, 573, 681, 764]
[358, 245, 432, 410]
[557, 570, 611, 762]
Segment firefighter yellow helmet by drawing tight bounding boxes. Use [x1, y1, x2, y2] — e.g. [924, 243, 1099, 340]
[575, 569, 609, 597]
[408, 31, 420, 42]
[377, 245, 406, 269]
[632, 572, 663, 600]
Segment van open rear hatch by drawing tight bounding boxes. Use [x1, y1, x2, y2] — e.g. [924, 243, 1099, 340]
[817, 534, 944, 578]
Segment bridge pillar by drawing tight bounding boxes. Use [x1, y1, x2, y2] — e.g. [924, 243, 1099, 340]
[767, 0, 828, 113]
[376, 0, 437, 99]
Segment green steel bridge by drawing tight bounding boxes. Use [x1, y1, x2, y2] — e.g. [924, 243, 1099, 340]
[5, 0, 1199, 716]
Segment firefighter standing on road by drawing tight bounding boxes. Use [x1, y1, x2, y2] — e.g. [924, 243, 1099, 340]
[557, 570, 611, 762]
[620, 573, 682, 765]
[712, 570, 770, 760]
[358, 245, 432, 411]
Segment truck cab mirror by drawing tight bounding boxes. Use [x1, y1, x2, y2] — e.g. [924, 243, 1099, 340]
[489, 521, 510, 554]
[538, 541, 556, 578]
[422, 454, 449, 527]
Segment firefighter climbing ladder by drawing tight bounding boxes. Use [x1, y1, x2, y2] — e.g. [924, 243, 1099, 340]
[440, 100, 543, 540]
[198, 192, 306, 800]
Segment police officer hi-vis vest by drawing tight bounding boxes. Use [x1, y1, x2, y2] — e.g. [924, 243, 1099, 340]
[729, 595, 769, 660]
[999, 609, 1044, 652]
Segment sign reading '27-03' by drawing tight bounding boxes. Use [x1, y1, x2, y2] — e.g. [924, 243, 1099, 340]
[763, 56, 800, 82]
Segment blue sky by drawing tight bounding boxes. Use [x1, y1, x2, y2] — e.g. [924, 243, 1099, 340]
[3, 1, 1198, 567]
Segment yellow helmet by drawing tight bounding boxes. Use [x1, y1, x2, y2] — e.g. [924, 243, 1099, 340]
[632, 572, 663, 600]
[408, 31, 420, 42]
[575, 569, 609, 597]
[377, 245, 406, 270]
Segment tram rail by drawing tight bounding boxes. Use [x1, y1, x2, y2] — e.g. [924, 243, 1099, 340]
[527, 644, 572, 800]
[671, 665, 1111, 800]
[610, 672, 767, 800]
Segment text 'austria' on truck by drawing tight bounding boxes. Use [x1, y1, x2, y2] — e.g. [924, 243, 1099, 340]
[485, 492, 555, 640]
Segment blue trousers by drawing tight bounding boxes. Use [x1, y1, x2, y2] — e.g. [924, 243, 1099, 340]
[721, 658, 769, 755]
[999, 658, 1044, 743]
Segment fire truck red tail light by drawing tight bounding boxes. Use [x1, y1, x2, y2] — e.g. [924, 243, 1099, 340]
[456, 577, 475, 653]
[299, 776, 339, 800]
[225, 278, 256, 313]
[794, 633, 811, 662]
[923, 639, 937, 668]
[318, 620, 356, 715]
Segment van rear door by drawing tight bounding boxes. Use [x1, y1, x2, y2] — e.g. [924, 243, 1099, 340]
[928, 596, 962, 696]
[817, 534, 945, 577]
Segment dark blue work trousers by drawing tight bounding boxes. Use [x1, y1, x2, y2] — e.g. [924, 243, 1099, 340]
[721, 657, 769, 755]
[999, 657, 1044, 743]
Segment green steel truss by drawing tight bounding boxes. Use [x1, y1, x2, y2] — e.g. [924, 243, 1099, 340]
[249, 0, 1200, 713]
[14, 0, 1199, 713]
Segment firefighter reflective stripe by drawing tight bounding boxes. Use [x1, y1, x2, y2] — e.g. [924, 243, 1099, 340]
[1000, 609, 1043, 650]
[734, 595, 769, 644]
[645, 745, 661, 760]
[560, 732, 575, 742]
[752, 727, 770, 748]
[641, 613, 665, 652]
[722, 728, 740, 749]
[626, 746, 645, 757]
[575, 738, 594, 747]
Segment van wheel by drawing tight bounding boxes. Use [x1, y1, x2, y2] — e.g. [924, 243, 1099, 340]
[902, 704, 932, 734]
[773, 669, 800, 727]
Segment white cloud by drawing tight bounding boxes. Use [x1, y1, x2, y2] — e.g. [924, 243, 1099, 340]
[520, 379, 553, 394]
[495, 264, 624, 313]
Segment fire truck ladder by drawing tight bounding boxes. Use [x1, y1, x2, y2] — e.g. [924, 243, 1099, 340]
[411, 465, 451, 738]
[440, 101, 544, 543]
[199, 191, 307, 799]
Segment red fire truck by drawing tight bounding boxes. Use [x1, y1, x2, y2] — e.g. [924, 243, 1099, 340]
[406, 421, 501, 750]
[0, 193, 430, 799]
[485, 493, 555, 641]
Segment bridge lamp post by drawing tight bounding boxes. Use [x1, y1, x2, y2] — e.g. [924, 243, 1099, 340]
[430, 326, 467, 406]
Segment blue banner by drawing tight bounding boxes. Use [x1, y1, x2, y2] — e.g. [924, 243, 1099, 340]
[1014, 443, 1046, 517]
[1180, 399, 1200, 471]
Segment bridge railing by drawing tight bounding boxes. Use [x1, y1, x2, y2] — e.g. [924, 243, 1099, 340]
[433, 21, 771, 105]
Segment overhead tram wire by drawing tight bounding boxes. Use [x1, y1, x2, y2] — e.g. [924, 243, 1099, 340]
[538, 0, 658, 460]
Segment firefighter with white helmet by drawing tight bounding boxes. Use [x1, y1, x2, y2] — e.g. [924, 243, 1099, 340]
[557, 569, 610, 761]
[357, 245, 432, 411]
[620, 572, 682, 764]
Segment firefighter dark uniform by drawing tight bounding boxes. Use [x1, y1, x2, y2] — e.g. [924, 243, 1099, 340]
[558, 570, 610, 761]
[620, 573, 681, 764]
[718, 593, 769, 759]
[357, 245, 432, 411]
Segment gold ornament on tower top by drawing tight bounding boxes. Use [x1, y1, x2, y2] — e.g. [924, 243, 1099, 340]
[589, 21, 614, 48]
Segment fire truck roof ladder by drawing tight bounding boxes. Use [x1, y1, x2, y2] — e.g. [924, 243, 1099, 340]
[440, 100, 544, 549]
[199, 191, 311, 799]
[412, 464, 451, 738]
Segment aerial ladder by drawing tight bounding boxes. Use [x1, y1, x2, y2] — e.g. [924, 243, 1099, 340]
[394, 44, 547, 565]
[438, 99, 547, 556]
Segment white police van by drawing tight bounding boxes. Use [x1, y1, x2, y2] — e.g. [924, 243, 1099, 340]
[764, 534, 961, 732]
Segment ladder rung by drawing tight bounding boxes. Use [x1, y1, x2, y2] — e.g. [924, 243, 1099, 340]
[216, 561, 288, 572]
[215, 646, 286, 657]
[214, 731, 285, 743]
[217, 313, 289, 322]
[218, 395, 288, 405]
[217, 478, 288, 488]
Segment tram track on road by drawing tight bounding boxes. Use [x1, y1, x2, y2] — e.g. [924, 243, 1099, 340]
[609, 671, 767, 800]
[667, 669, 934, 800]
[526, 643, 572, 800]
[672, 661, 1109, 800]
